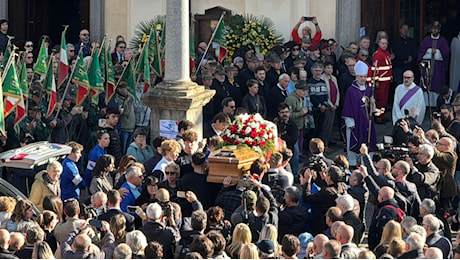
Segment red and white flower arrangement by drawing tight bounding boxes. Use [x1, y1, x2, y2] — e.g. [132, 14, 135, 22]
[221, 113, 277, 154]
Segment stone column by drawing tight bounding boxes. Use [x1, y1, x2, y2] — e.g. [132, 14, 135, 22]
[142, 0, 215, 141]
[0, 0, 7, 20]
[336, 0, 361, 57]
[89, 0, 105, 42]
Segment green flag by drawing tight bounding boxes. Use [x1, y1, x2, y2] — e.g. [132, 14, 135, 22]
[98, 39, 106, 77]
[148, 25, 162, 76]
[34, 39, 48, 75]
[212, 20, 228, 63]
[19, 58, 28, 99]
[88, 50, 104, 104]
[71, 52, 90, 106]
[137, 44, 151, 93]
[105, 43, 116, 105]
[120, 58, 136, 97]
[3, 56, 22, 117]
[44, 56, 57, 118]
[190, 32, 196, 59]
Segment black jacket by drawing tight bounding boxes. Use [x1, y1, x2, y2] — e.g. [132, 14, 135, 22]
[98, 208, 135, 232]
[100, 125, 123, 166]
[302, 182, 340, 235]
[397, 249, 425, 259]
[266, 85, 288, 120]
[139, 221, 180, 259]
[278, 205, 308, 242]
[343, 210, 364, 245]
[368, 198, 402, 251]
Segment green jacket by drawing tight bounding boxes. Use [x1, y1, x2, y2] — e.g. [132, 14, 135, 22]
[285, 91, 307, 130]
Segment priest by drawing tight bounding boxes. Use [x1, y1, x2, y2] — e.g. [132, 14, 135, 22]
[341, 60, 377, 166]
[392, 70, 426, 125]
[418, 21, 450, 106]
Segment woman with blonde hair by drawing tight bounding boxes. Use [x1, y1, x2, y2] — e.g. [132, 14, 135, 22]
[226, 223, 252, 258]
[259, 224, 281, 257]
[374, 220, 402, 257]
[32, 241, 55, 259]
[0, 196, 16, 228]
[239, 243, 259, 259]
[110, 214, 127, 245]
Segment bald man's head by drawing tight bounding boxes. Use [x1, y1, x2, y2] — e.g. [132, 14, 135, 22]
[73, 234, 91, 251]
[379, 186, 394, 202]
[313, 234, 329, 255]
[337, 224, 354, 244]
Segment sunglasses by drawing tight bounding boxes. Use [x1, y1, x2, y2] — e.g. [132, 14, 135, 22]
[81, 33, 89, 36]
[165, 171, 177, 175]
[25, 45, 33, 47]
[119, 46, 126, 49]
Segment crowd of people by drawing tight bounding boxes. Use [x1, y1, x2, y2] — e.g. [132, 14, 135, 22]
[0, 13, 459, 259]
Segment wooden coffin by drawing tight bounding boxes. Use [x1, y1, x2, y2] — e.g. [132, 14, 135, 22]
[207, 147, 261, 185]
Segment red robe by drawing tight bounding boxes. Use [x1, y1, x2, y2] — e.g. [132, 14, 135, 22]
[372, 47, 393, 119]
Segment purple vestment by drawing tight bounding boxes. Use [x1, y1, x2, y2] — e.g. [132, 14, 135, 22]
[418, 35, 450, 93]
[341, 80, 376, 153]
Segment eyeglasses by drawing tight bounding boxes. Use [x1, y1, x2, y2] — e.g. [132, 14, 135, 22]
[292, 48, 300, 51]
[25, 45, 33, 47]
[360, 55, 368, 57]
[81, 33, 89, 36]
[26, 56, 33, 59]
[69, 50, 75, 52]
[119, 46, 126, 49]
[165, 171, 177, 175]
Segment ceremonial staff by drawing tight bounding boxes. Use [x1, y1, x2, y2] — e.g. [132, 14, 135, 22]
[368, 61, 379, 144]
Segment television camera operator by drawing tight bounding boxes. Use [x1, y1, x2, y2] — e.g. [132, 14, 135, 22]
[261, 152, 290, 206]
[359, 144, 421, 219]
[392, 107, 421, 146]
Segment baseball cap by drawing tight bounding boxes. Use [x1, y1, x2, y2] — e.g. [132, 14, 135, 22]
[256, 239, 275, 255]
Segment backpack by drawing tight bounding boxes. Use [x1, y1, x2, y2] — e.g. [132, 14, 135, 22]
[378, 205, 405, 222]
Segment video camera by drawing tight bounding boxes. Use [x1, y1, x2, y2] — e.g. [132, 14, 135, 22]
[374, 136, 415, 162]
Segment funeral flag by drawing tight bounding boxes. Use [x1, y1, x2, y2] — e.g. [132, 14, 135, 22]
[137, 43, 151, 93]
[88, 49, 104, 104]
[0, 40, 11, 71]
[34, 38, 48, 75]
[3, 56, 22, 117]
[0, 71, 5, 135]
[212, 19, 228, 63]
[71, 52, 90, 106]
[148, 25, 162, 76]
[104, 43, 116, 105]
[44, 56, 57, 117]
[57, 27, 69, 88]
[120, 58, 136, 98]
[19, 58, 29, 101]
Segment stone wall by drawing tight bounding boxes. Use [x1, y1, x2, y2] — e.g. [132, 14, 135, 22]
[110, 0, 343, 46]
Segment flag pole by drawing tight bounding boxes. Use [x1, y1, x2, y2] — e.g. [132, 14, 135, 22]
[98, 34, 108, 58]
[52, 45, 84, 120]
[114, 55, 134, 89]
[193, 11, 226, 78]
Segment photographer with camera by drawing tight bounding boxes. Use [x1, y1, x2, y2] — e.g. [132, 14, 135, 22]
[300, 165, 346, 235]
[360, 144, 421, 219]
[139, 202, 180, 259]
[438, 104, 455, 129]
[392, 107, 421, 146]
[262, 152, 289, 204]
[278, 186, 308, 242]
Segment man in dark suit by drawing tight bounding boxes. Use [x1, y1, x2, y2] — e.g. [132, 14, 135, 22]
[336, 194, 364, 245]
[266, 73, 290, 120]
[111, 41, 126, 65]
[98, 189, 135, 232]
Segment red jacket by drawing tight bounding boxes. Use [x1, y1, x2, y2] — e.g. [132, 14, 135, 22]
[372, 47, 393, 83]
[292, 29, 322, 46]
